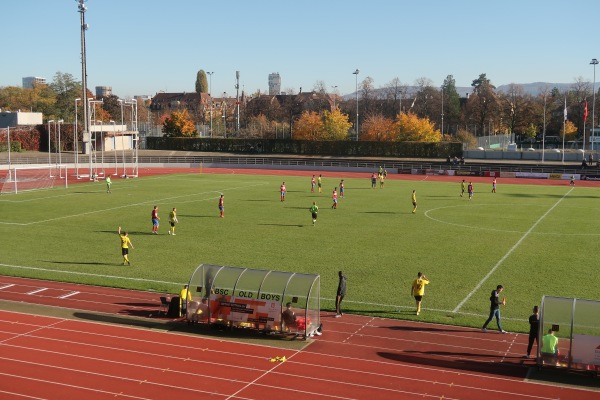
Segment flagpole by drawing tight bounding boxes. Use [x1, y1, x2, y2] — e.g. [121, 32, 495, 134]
[583, 99, 587, 160]
[562, 97, 566, 163]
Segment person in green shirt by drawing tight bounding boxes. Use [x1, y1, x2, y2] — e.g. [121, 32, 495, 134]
[106, 176, 112, 193]
[309, 202, 318, 225]
[541, 328, 559, 365]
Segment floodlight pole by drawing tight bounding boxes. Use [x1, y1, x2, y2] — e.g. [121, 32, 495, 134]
[207, 71, 214, 137]
[78, 0, 90, 161]
[109, 120, 117, 175]
[47, 120, 54, 177]
[592, 58, 598, 155]
[6, 127, 11, 181]
[331, 85, 338, 109]
[57, 120, 64, 173]
[353, 69, 360, 141]
[74, 98, 81, 177]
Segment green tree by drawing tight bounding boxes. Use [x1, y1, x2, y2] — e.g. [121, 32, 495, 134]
[162, 109, 198, 137]
[467, 73, 498, 135]
[195, 70, 208, 94]
[441, 75, 461, 134]
[49, 71, 82, 121]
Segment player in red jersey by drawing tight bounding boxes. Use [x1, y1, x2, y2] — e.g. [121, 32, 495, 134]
[332, 187, 338, 209]
[311, 175, 316, 192]
[218, 194, 224, 218]
[280, 182, 286, 202]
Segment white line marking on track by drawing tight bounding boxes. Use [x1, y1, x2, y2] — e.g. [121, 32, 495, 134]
[25, 288, 48, 295]
[453, 188, 574, 313]
[0, 284, 15, 290]
[58, 291, 79, 299]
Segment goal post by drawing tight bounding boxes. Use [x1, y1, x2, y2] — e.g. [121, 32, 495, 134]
[1, 165, 68, 194]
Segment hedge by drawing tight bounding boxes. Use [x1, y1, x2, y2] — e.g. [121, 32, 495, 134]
[145, 137, 462, 158]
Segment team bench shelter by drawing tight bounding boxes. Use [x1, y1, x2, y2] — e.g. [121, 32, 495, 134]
[538, 295, 600, 375]
[184, 264, 321, 339]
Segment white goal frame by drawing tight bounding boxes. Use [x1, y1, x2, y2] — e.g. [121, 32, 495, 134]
[2, 165, 68, 194]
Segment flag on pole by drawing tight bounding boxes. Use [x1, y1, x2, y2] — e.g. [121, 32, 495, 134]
[584, 100, 588, 123]
[564, 98, 568, 121]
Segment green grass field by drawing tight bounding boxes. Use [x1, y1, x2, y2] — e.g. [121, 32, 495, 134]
[1, 171, 599, 333]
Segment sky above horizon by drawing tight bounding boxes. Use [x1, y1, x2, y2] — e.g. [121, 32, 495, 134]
[3, 0, 599, 99]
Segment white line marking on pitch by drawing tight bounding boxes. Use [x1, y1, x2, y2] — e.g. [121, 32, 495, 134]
[58, 291, 80, 299]
[453, 187, 574, 313]
[0, 284, 15, 290]
[26, 288, 48, 295]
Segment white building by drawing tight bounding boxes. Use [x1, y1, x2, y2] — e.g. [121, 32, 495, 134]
[0, 111, 43, 128]
[268, 73, 281, 95]
[22, 76, 46, 89]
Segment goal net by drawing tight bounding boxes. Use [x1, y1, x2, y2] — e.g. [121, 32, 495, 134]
[1, 165, 68, 194]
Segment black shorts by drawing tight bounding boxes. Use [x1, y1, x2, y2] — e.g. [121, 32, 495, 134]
[170, 222, 176, 227]
[414, 295, 423, 301]
[311, 212, 318, 219]
[122, 248, 129, 256]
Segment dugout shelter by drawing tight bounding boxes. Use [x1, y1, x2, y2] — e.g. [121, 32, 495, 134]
[538, 295, 600, 375]
[185, 264, 321, 338]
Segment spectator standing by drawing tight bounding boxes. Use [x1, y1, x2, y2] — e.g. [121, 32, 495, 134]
[525, 305, 540, 358]
[335, 271, 347, 317]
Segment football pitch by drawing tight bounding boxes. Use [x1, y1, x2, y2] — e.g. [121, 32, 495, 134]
[1, 170, 599, 333]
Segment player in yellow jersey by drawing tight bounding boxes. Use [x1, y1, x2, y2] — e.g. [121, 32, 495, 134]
[411, 272, 429, 315]
[412, 190, 417, 213]
[168, 207, 179, 235]
[118, 226, 134, 265]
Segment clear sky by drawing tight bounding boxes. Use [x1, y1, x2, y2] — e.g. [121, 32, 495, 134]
[2, 0, 598, 99]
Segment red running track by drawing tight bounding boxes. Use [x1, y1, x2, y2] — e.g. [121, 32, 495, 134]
[1, 277, 599, 399]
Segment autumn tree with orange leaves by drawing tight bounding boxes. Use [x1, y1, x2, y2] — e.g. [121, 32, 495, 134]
[162, 109, 198, 137]
[361, 114, 395, 141]
[394, 112, 441, 142]
[293, 109, 351, 140]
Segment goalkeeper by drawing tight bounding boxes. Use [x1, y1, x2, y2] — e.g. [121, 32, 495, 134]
[169, 207, 179, 236]
[168, 207, 179, 235]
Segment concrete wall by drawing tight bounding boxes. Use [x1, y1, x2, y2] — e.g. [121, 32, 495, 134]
[464, 150, 586, 162]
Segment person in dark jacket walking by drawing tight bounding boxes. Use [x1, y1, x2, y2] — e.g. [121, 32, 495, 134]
[481, 284, 507, 333]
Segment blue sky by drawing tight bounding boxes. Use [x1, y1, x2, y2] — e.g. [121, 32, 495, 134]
[2, 0, 598, 99]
